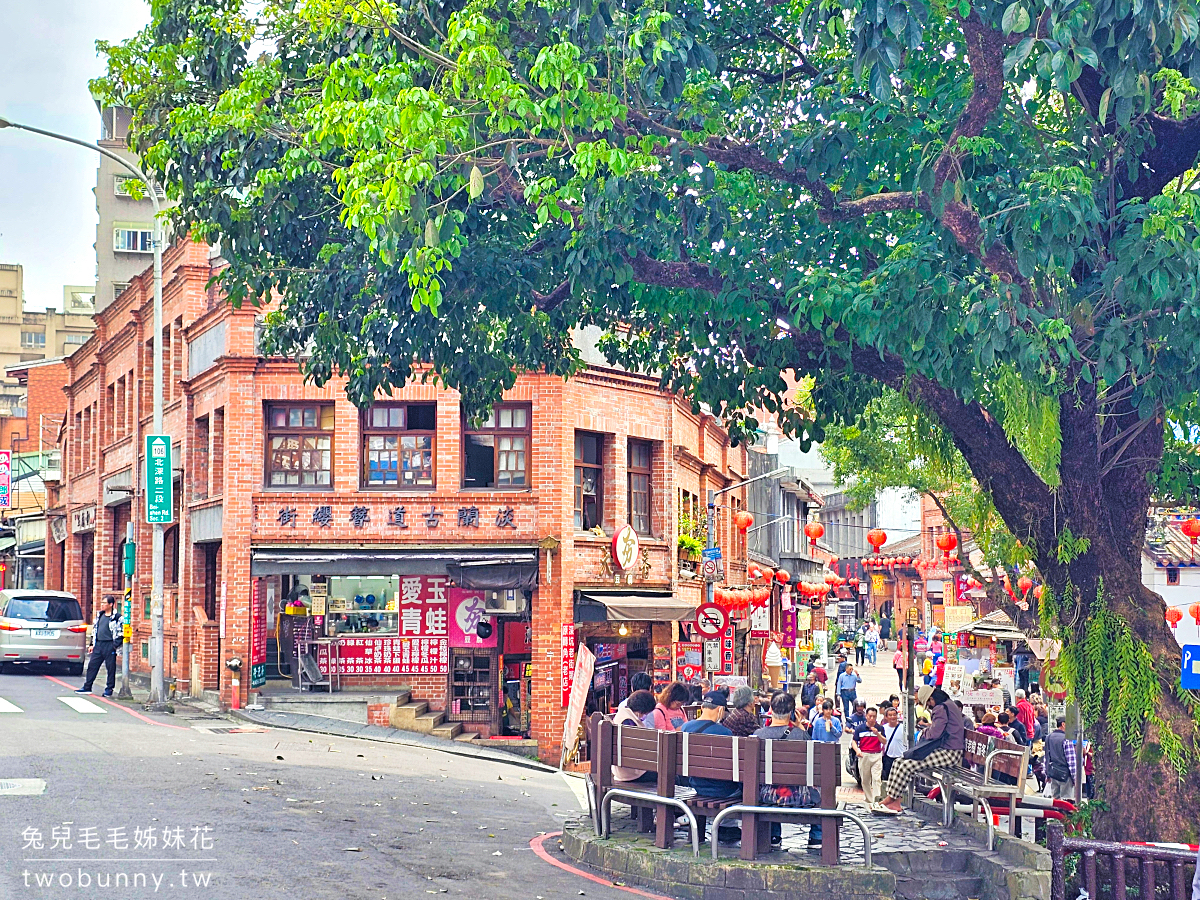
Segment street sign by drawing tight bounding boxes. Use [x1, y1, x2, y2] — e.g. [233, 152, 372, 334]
[694, 602, 727, 638]
[701, 547, 722, 562]
[0, 450, 11, 509]
[144, 435, 173, 524]
[1183, 645, 1200, 691]
[704, 640, 721, 672]
[701, 557, 723, 582]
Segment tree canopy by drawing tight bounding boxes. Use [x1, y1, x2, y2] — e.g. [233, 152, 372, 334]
[97, 0, 1200, 836]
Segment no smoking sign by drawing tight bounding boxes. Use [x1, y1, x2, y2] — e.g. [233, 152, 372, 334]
[694, 603, 727, 639]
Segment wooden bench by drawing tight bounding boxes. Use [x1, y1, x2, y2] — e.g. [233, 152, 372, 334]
[925, 729, 1029, 849]
[589, 714, 850, 863]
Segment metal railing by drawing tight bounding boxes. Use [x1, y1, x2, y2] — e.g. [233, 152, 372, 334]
[709, 805, 873, 865]
[600, 788, 701, 857]
[1048, 822, 1197, 900]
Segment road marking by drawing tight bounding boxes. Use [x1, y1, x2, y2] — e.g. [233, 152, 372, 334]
[0, 779, 47, 796]
[559, 771, 589, 811]
[57, 696, 107, 714]
[0, 698, 23, 713]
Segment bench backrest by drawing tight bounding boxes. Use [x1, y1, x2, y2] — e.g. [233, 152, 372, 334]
[963, 728, 1029, 788]
[963, 729, 991, 768]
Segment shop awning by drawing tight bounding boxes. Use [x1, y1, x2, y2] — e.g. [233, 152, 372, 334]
[250, 548, 538, 585]
[958, 610, 1029, 642]
[16, 539, 45, 557]
[0, 536, 15, 552]
[576, 591, 698, 623]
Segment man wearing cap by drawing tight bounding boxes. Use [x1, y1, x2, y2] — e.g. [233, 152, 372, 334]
[681, 692, 740, 800]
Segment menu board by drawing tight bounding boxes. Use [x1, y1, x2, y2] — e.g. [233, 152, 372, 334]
[317, 636, 449, 675]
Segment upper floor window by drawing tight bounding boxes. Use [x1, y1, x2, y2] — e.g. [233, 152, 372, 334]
[628, 440, 652, 535]
[464, 404, 529, 488]
[20, 332, 46, 348]
[265, 403, 334, 488]
[113, 226, 154, 253]
[113, 175, 165, 199]
[574, 432, 603, 530]
[363, 403, 435, 488]
[63, 333, 90, 345]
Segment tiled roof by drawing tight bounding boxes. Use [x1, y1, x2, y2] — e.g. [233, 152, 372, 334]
[1144, 519, 1200, 568]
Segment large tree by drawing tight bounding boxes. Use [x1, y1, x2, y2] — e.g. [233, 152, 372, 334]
[99, 0, 1200, 838]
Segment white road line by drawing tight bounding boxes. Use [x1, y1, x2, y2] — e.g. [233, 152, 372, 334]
[559, 771, 589, 811]
[0, 697, 23, 713]
[57, 696, 107, 714]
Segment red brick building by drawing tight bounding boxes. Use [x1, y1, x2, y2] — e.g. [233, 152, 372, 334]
[47, 239, 750, 762]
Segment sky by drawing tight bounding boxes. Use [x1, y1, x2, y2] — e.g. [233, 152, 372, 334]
[0, 0, 151, 311]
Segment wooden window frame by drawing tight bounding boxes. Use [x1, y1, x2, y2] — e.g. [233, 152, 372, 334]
[628, 439, 652, 536]
[462, 403, 531, 489]
[574, 431, 604, 531]
[361, 402, 436, 490]
[264, 403, 335, 490]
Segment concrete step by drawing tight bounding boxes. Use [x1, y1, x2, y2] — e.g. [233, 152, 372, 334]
[412, 711, 446, 734]
[894, 872, 984, 900]
[390, 701, 430, 728]
[453, 731, 479, 743]
[431, 722, 462, 740]
[395, 690, 411, 706]
[889, 848, 972, 873]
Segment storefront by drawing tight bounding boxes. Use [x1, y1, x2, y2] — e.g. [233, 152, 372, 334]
[252, 546, 537, 737]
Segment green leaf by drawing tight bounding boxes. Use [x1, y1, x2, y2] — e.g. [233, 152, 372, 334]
[468, 165, 484, 200]
[1002, 3, 1030, 34]
[1097, 86, 1112, 123]
[1005, 36, 1035, 72]
[425, 219, 440, 247]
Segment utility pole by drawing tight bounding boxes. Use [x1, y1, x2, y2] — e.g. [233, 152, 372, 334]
[120, 522, 134, 699]
[0, 116, 167, 706]
[905, 605, 918, 745]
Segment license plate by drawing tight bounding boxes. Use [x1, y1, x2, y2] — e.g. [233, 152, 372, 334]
[31, 630, 57, 639]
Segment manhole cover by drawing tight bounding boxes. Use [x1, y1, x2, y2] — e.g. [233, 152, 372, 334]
[0, 779, 47, 796]
[193, 726, 268, 734]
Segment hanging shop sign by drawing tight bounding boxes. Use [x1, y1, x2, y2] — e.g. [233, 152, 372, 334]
[71, 505, 96, 534]
[781, 606, 797, 649]
[749, 602, 769, 639]
[561, 623, 576, 707]
[448, 588, 496, 648]
[675, 641, 704, 682]
[0, 450, 11, 509]
[611, 524, 641, 571]
[250, 580, 267, 688]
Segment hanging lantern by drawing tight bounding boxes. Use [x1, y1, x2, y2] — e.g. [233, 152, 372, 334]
[1017, 576, 1034, 596]
[1166, 607, 1183, 629]
[761, 567, 776, 583]
[849, 576, 860, 588]
[775, 568, 790, 584]
[867, 529, 887, 553]
[1034, 584, 1044, 600]
[747, 563, 763, 581]
[936, 532, 958, 560]
[1190, 603, 1200, 626]
[804, 521, 825, 550]
[828, 556, 839, 571]
[735, 510, 755, 533]
[1182, 518, 1200, 561]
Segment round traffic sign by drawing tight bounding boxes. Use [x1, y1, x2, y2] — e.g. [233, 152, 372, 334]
[694, 602, 727, 638]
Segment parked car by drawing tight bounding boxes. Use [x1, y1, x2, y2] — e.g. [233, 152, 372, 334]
[0, 590, 87, 676]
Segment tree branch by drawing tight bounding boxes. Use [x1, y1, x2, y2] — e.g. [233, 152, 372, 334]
[622, 251, 727, 294]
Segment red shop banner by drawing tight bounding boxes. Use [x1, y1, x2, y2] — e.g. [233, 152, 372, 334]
[317, 636, 448, 675]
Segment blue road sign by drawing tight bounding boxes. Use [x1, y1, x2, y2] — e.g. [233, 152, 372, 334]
[701, 547, 722, 561]
[1183, 645, 1200, 691]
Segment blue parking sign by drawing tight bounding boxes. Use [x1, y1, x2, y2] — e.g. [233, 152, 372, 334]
[1183, 645, 1200, 691]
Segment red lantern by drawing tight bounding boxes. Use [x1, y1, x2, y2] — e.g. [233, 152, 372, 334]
[1190, 603, 1200, 626]
[849, 576, 860, 588]
[867, 529, 887, 553]
[1182, 518, 1200, 560]
[775, 569, 790, 584]
[936, 532, 958, 559]
[1166, 607, 1183, 629]
[1017, 576, 1034, 596]
[747, 563, 763, 581]
[762, 568, 776, 583]
[804, 521, 825, 550]
[828, 556, 839, 571]
[1034, 584, 1044, 600]
[735, 510, 755, 533]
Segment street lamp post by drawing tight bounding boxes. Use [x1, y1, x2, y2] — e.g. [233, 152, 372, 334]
[0, 116, 167, 706]
[705, 466, 790, 610]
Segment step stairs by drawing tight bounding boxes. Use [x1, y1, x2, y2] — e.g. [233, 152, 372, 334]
[884, 849, 986, 900]
[389, 690, 477, 743]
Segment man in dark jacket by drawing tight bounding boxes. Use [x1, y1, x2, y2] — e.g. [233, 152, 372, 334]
[76, 597, 122, 697]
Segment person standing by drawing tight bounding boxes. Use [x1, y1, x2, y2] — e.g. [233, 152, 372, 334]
[1044, 716, 1077, 800]
[881, 705, 908, 783]
[892, 644, 907, 690]
[866, 622, 879, 666]
[76, 596, 122, 697]
[800, 672, 821, 710]
[1014, 689, 1037, 737]
[852, 706, 887, 810]
[810, 699, 844, 743]
[837, 662, 862, 719]
[854, 625, 867, 666]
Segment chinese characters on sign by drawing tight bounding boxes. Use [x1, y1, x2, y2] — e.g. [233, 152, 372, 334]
[349, 506, 370, 528]
[250, 579, 267, 688]
[316, 636, 448, 676]
[457, 506, 480, 527]
[312, 505, 333, 528]
[144, 436, 173, 524]
[387, 506, 408, 528]
[0, 449, 11, 509]
[611, 524, 640, 571]
[448, 588, 496, 648]
[561, 624, 576, 707]
[274, 505, 521, 531]
[278, 507, 297, 527]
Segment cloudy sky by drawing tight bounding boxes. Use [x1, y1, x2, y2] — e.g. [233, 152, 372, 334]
[0, 1, 150, 311]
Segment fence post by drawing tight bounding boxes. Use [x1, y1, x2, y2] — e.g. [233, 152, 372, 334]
[1048, 821, 1065, 900]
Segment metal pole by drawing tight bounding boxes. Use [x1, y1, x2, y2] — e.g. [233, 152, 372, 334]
[906, 619, 917, 745]
[119, 521, 133, 699]
[706, 489, 716, 612]
[0, 117, 167, 706]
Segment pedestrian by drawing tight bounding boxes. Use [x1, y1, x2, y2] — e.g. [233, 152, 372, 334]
[835, 653, 848, 682]
[722, 686, 761, 737]
[855, 625, 867, 666]
[878, 685, 966, 814]
[753, 691, 821, 848]
[811, 658, 828, 685]
[881, 704, 908, 783]
[846, 699, 868, 732]
[866, 622, 879, 666]
[837, 662, 862, 718]
[800, 672, 821, 710]
[892, 644, 907, 690]
[921, 651, 935, 685]
[975, 713, 1005, 739]
[934, 654, 946, 687]
[643, 681, 689, 731]
[1044, 716, 1077, 800]
[611, 690, 658, 784]
[1015, 689, 1037, 737]
[880, 615, 891, 645]
[1005, 705, 1030, 745]
[852, 706, 886, 810]
[76, 596, 122, 697]
[682, 692, 741, 800]
[810, 699, 844, 743]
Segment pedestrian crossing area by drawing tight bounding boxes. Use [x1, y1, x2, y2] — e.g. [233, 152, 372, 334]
[0, 697, 23, 713]
[56, 695, 107, 714]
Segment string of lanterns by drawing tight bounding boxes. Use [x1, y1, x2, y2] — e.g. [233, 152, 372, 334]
[1165, 602, 1200, 629]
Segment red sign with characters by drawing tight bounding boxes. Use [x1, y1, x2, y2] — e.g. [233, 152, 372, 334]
[317, 636, 449, 675]
[561, 624, 576, 707]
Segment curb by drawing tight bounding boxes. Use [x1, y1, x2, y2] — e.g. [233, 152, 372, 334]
[230, 708, 557, 774]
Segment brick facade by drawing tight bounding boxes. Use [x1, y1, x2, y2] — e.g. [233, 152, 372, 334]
[51, 239, 749, 764]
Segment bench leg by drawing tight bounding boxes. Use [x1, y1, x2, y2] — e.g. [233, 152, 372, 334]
[739, 812, 759, 861]
[821, 813, 839, 866]
[694, 814, 707, 843]
[638, 804, 654, 833]
[655, 802, 674, 850]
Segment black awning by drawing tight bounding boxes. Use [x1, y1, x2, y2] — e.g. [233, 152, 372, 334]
[17, 539, 46, 556]
[250, 548, 539, 585]
[575, 590, 693, 622]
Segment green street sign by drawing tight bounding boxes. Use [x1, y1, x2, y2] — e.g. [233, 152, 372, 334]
[145, 434, 173, 524]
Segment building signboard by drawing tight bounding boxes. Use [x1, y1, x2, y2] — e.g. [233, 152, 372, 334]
[144, 435, 173, 524]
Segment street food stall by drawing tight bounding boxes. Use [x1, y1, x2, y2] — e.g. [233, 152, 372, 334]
[950, 609, 1056, 695]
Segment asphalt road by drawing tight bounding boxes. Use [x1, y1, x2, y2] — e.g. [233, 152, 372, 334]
[0, 668, 637, 900]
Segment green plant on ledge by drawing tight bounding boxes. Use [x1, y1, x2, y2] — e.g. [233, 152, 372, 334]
[677, 533, 703, 560]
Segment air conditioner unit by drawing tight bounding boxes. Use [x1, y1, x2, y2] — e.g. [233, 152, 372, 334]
[484, 590, 528, 614]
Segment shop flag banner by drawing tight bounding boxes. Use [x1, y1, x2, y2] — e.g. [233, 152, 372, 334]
[317, 636, 448, 675]
[781, 606, 797, 649]
[749, 602, 769, 638]
[144, 435, 173, 524]
[250, 579, 267, 688]
[448, 588, 496, 648]
[0, 450, 11, 509]
[559, 644, 595, 769]
[796, 608, 812, 631]
[942, 663, 965, 697]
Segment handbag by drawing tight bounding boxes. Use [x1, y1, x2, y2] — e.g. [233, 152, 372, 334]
[903, 731, 946, 761]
